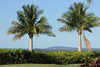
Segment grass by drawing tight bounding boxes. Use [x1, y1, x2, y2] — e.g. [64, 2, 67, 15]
[0, 64, 80, 67]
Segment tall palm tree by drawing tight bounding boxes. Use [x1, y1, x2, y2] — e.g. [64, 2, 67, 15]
[7, 4, 55, 51]
[57, 2, 100, 52]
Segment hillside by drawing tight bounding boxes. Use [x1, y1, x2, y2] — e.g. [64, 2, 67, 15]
[34, 46, 100, 52]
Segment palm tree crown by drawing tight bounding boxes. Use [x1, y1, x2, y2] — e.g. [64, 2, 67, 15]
[7, 4, 55, 51]
[57, 2, 100, 52]
[58, 2, 99, 33]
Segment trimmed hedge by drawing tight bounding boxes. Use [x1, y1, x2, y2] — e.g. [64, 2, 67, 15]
[0, 49, 95, 64]
[92, 51, 100, 58]
[47, 51, 95, 64]
[0, 49, 56, 64]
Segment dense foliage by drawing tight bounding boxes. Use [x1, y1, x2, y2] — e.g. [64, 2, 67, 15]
[92, 51, 100, 58]
[48, 51, 95, 64]
[0, 49, 96, 64]
[0, 49, 56, 64]
[81, 58, 100, 67]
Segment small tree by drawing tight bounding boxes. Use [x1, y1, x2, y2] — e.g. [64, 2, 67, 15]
[57, 2, 100, 52]
[7, 4, 55, 51]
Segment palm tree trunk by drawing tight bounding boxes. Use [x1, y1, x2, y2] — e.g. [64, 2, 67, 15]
[78, 31, 82, 52]
[29, 37, 33, 51]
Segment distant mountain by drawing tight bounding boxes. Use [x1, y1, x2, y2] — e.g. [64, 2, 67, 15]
[44, 46, 78, 52]
[34, 46, 100, 52]
[1, 46, 100, 52]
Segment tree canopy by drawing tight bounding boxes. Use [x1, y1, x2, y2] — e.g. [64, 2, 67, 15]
[7, 4, 55, 40]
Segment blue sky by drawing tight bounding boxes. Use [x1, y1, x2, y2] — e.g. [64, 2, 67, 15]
[0, 0, 100, 49]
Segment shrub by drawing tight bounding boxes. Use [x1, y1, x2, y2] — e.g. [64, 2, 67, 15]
[53, 51, 94, 64]
[92, 51, 100, 58]
[0, 49, 95, 64]
[47, 51, 94, 64]
[80, 58, 100, 67]
[0, 49, 56, 64]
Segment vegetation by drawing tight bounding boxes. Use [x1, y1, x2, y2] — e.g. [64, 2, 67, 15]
[0, 64, 80, 67]
[81, 58, 100, 67]
[0, 0, 99, 66]
[0, 49, 95, 64]
[86, 0, 93, 6]
[7, 4, 55, 51]
[92, 51, 100, 58]
[57, 2, 100, 52]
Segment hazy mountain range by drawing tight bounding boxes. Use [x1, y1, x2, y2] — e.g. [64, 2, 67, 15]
[34, 46, 100, 52]
[1, 46, 100, 52]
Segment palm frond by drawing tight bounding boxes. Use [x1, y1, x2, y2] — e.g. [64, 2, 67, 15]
[84, 28, 92, 33]
[81, 23, 86, 31]
[83, 35, 91, 51]
[59, 26, 73, 32]
[36, 23, 55, 37]
[14, 33, 25, 41]
[86, 0, 93, 6]
[84, 6, 89, 13]
[7, 26, 20, 35]
[57, 18, 68, 24]
[90, 23, 100, 27]
[36, 16, 47, 25]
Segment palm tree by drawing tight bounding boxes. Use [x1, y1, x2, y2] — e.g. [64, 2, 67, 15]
[7, 4, 55, 51]
[57, 2, 100, 52]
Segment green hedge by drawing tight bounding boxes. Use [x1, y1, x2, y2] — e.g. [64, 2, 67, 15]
[92, 51, 100, 58]
[47, 51, 95, 64]
[0, 49, 95, 64]
[0, 49, 56, 64]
